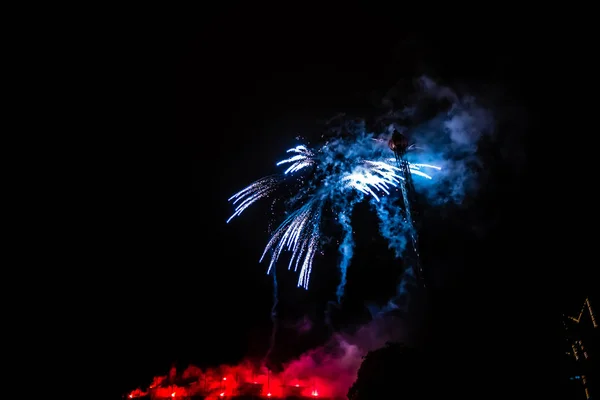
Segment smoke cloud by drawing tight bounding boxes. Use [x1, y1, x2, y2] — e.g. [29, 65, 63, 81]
[406, 76, 495, 205]
[127, 314, 407, 399]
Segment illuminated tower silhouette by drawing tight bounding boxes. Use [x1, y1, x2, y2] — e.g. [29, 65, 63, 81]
[388, 129, 425, 288]
[562, 297, 598, 399]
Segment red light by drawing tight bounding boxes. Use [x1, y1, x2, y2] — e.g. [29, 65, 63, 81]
[171, 393, 175, 398]
[223, 377, 227, 381]
[128, 396, 132, 399]
[295, 384, 300, 387]
[312, 390, 319, 397]
[267, 393, 271, 397]
[219, 393, 224, 397]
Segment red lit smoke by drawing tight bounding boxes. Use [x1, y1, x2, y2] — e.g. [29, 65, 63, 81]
[126, 315, 407, 399]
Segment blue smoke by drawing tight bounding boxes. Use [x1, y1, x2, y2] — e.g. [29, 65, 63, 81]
[363, 77, 494, 316]
[322, 78, 494, 304]
[370, 196, 416, 312]
[371, 196, 409, 258]
[335, 209, 354, 303]
[264, 266, 279, 363]
[228, 75, 495, 317]
[265, 215, 280, 365]
[406, 77, 495, 205]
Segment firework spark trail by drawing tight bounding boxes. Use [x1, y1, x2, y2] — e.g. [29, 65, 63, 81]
[227, 137, 442, 293]
[276, 145, 315, 175]
[227, 176, 281, 223]
[259, 199, 323, 289]
[341, 161, 401, 201]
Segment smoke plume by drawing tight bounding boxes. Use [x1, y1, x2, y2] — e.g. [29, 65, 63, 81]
[127, 314, 407, 399]
[406, 76, 495, 205]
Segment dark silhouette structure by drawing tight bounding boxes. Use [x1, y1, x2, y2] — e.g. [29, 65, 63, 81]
[347, 342, 426, 400]
[562, 297, 598, 399]
[388, 129, 425, 288]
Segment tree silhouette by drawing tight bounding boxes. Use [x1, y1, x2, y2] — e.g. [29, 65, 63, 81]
[347, 342, 426, 399]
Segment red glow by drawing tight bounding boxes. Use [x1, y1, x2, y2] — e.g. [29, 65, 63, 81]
[125, 364, 340, 399]
[125, 363, 340, 399]
[149, 385, 187, 399]
[121, 307, 406, 399]
[122, 334, 378, 399]
[126, 388, 147, 398]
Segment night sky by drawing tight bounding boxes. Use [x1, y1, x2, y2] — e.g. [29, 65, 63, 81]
[113, 10, 593, 397]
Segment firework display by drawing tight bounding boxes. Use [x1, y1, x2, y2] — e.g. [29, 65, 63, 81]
[227, 127, 440, 298]
[123, 78, 497, 400]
